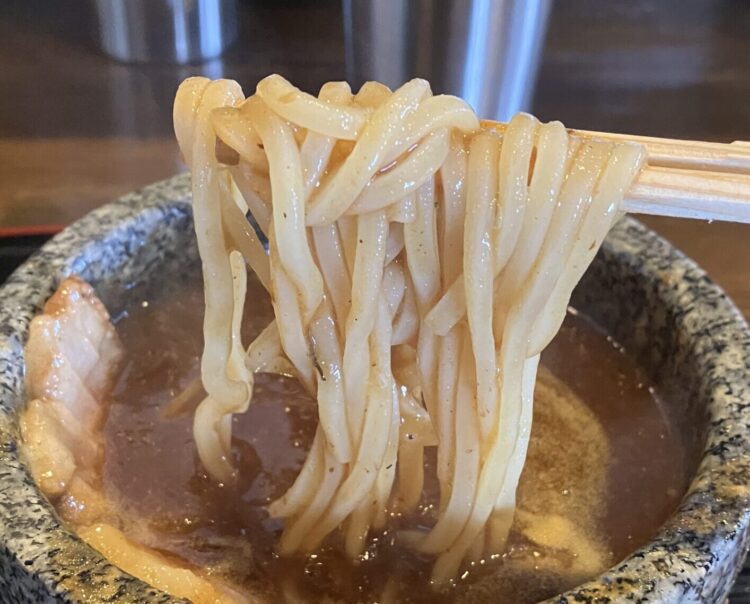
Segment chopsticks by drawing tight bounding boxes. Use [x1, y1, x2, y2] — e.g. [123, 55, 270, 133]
[579, 129, 750, 223]
[216, 119, 750, 225]
[575, 130, 750, 174]
[485, 120, 750, 224]
[625, 165, 750, 223]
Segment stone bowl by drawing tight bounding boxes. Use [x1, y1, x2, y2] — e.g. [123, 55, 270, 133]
[1, 174, 749, 603]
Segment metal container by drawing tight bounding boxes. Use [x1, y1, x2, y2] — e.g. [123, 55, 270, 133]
[93, 0, 238, 64]
[343, 0, 552, 121]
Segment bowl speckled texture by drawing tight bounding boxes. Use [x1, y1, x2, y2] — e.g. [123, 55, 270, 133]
[1, 174, 749, 603]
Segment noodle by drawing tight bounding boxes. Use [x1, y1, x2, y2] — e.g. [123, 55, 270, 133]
[173, 74, 645, 585]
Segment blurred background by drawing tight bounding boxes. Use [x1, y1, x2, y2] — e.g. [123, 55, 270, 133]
[0, 0, 748, 326]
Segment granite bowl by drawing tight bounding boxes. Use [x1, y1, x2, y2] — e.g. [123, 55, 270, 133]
[1, 174, 749, 603]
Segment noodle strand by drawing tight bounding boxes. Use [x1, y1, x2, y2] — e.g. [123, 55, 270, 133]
[173, 75, 645, 585]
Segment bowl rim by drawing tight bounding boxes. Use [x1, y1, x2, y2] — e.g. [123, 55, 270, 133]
[0, 174, 749, 603]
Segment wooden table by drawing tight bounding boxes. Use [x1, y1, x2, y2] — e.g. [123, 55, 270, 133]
[1, 0, 748, 317]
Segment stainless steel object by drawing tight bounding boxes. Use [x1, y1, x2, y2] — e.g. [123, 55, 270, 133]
[93, 0, 238, 64]
[343, 0, 552, 121]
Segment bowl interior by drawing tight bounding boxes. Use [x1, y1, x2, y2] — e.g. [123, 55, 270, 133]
[1, 175, 749, 603]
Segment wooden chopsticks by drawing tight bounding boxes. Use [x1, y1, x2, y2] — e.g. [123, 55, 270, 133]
[625, 165, 750, 223]
[575, 130, 750, 175]
[485, 120, 750, 224]
[216, 118, 750, 225]
[577, 129, 750, 223]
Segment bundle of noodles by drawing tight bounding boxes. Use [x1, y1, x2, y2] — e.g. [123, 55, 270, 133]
[173, 74, 645, 584]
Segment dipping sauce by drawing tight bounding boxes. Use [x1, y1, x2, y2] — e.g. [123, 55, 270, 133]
[88, 270, 687, 604]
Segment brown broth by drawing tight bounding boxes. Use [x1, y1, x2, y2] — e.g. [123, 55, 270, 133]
[91, 271, 687, 604]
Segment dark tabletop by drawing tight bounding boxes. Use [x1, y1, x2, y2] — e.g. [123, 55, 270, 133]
[1, 0, 748, 319]
[1, 0, 750, 598]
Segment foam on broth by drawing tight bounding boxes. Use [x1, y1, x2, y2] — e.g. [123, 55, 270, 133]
[87, 270, 686, 603]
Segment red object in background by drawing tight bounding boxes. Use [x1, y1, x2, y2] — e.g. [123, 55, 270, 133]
[0, 224, 62, 283]
[0, 224, 63, 238]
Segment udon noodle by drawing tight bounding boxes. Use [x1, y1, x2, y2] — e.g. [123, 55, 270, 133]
[173, 75, 645, 585]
